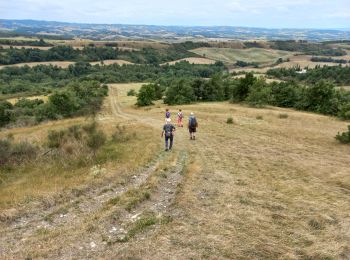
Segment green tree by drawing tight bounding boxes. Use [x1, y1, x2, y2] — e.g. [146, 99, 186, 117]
[136, 84, 156, 106]
[232, 73, 256, 102]
[297, 81, 338, 115]
[164, 79, 196, 105]
[270, 82, 301, 108]
[49, 91, 79, 117]
[0, 101, 13, 127]
[246, 79, 272, 107]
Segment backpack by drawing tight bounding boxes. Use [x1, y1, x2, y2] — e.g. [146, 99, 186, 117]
[165, 111, 170, 118]
[178, 112, 183, 119]
[164, 124, 173, 137]
[189, 116, 197, 128]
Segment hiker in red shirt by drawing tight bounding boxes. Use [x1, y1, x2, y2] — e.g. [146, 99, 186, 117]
[177, 109, 183, 127]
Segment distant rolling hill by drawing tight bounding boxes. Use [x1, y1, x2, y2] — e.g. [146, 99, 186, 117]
[1, 19, 350, 42]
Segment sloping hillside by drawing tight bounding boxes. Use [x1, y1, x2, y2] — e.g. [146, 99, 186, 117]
[1, 83, 349, 259]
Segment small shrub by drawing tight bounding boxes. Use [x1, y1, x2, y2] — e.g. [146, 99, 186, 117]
[338, 103, 350, 120]
[226, 117, 234, 124]
[82, 121, 97, 134]
[0, 139, 11, 165]
[278, 113, 288, 119]
[47, 129, 66, 148]
[0, 138, 37, 165]
[256, 115, 263, 120]
[87, 130, 107, 154]
[68, 125, 82, 139]
[11, 141, 38, 162]
[308, 219, 325, 230]
[127, 89, 136, 96]
[335, 126, 350, 144]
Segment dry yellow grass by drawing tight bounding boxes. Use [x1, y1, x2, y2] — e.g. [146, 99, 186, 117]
[115, 46, 140, 51]
[0, 36, 40, 41]
[52, 39, 167, 49]
[90, 59, 134, 66]
[6, 95, 49, 105]
[0, 93, 160, 209]
[111, 40, 168, 49]
[162, 57, 216, 65]
[104, 84, 350, 259]
[0, 59, 134, 69]
[340, 86, 350, 91]
[0, 61, 75, 69]
[0, 45, 52, 50]
[1, 83, 350, 259]
[208, 41, 245, 49]
[233, 73, 284, 83]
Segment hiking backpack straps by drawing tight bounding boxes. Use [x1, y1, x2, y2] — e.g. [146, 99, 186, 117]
[189, 116, 197, 127]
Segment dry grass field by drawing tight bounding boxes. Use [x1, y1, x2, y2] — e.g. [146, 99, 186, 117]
[51, 39, 168, 49]
[6, 95, 49, 105]
[190, 47, 293, 65]
[337, 86, 350, 91]
[1, 82, 349, 259]
[162, 57, 216, 65]
[0, 61, 75, 69]
[0, 59, 134, 69]
[0, 45, 52, 50]
[90, 59, 134, 66]
[230, 54, 344, 74]
[0, 91, 160, 209]
[233, 73, 284, 83]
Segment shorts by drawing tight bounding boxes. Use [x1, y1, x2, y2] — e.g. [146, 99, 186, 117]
[189, 127, 196, 133]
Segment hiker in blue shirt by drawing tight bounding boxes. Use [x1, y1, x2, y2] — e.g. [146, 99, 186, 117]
[161, 118, 176, 151]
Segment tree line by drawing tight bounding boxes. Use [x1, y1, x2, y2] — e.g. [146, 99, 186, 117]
[0, 81, 108, 127]
[0, 61, 225, 97]
[0, 43, 205, 65]
[270, 40, 346, 56]
[267, 65, 350, 85]
[0, 38, 52, 47]
[310, 56, 349, 64]
[137, 73, 350, 121]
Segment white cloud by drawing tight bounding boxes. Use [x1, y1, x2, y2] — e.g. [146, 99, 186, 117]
[0, 0, 349, 27]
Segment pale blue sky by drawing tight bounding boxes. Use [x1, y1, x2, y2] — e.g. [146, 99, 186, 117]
[1, 0, 349, 28]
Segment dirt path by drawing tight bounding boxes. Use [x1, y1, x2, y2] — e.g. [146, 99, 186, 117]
[0, 86, 190, 259]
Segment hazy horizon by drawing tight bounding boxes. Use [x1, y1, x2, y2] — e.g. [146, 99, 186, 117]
[1, 0, 349, 29]
[2, 18, 350, 31]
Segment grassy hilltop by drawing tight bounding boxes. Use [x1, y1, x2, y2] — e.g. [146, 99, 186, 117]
[0, 37, 350, 258]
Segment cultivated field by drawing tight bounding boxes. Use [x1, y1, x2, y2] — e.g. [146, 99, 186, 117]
[190, 47, 293, 65]
[162, 57, 216, 65]
[90, 59, 134, 66]
[230, 54, 345, 74]
[1, 83, 349, 259]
